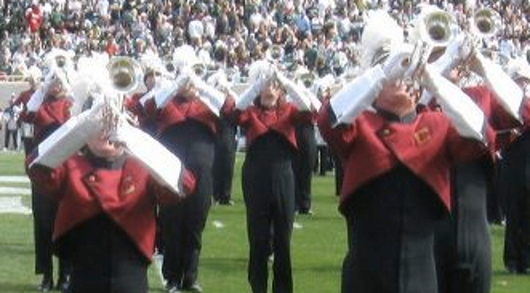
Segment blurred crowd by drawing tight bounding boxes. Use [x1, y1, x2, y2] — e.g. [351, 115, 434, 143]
[0, 0, 529, 83]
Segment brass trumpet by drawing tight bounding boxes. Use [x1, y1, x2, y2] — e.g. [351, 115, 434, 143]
[470, 8, 501, 39]
[297, 71, 317, 89]
[266, 45, 284, 62]
[417, 9, 458, 48]
[107, 56, 143, 94]
[191, 63, 208, 79]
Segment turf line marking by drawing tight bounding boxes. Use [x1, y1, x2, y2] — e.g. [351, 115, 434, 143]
[0, 176, 30, 183]
[0, 196, 31, 214]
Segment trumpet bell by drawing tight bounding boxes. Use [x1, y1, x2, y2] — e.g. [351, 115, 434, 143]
[418, 10, 457, 47]
[299, 72, 317, 89]
[107, 56, 143, 93]
[192, 63, 208, 79]
[43, 48, 73, 71]
[56, 55, 67, 68]
[266, 45, 284, 62]
[471, 8, 501, 38]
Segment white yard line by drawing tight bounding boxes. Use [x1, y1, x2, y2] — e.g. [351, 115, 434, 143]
[152, 253, 167, 287]
[0, 176, 30, 183]
[0, 186, 31, 195]
[0, 196, 31, 215]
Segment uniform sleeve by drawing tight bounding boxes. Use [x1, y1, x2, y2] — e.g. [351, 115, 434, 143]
[520, 99, 530, 128]
[316, 102, 358, 162]
[221, 96, 250, 128]
[289, 103, 315, 125]
[444, 121, 489, 163]
[26, 160, 65, 201]
[151, 168, 196, 205]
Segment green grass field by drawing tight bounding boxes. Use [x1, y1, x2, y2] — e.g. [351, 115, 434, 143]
[1, 151, 529, 292]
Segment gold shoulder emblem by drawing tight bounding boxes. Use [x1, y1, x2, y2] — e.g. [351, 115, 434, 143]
[121, 176, 136, 198]
[414, 127, 431, 146]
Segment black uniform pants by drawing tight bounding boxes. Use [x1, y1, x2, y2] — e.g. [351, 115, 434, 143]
[333, 154, 344, 196]
[243, 160, 294, 293]
[435, 161, 491, 293]
[315, 144, 331, 175]
[242, 133, 296, 293]
[4, 128, 18, 149]
[32, 187, 68, 278]
[293, 123, 316, 212]
[499, 134, 530, 272]
[60, 215, 149, 293]
[341, 165, 443, 293]
[22, 137, 34, 156]
[213, 117, 237, 203]
[160, 122, 215, 287]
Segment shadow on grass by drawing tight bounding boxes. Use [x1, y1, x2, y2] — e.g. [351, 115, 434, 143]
[492, 269, 530, 277]
[0, 282, 36, 293]
[0, 243, 33, 256]
[201, 256, 247, 269]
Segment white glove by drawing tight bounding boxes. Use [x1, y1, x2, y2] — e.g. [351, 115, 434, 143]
[154, 73, 191, 109]
[381, 45, 415, 83]
[190, 74, 227, 116]
[421, 64, 485, 141]
[330, 66, 387, 126]
[26, 88, 46, 112]
[236, 74, 267, 110]
[432, 34, 474, 77]
[276, 70, 313, 111]
[471, 52, 524, 122]
[118, 123, 189, 195]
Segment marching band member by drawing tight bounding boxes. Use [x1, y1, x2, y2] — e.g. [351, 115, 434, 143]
[26, 87, 196, 293]
[293, 74, 322, 215]
[24, 68, 73, 292]
[222, 60, 317, 293]
[415, 11, 526, 290]
[143, 59, 227, 292]
[208, 71, 238, 205]
[498, 57, 530, 274]
[13, 72, 41, 154]
[316, 11, 488, 293]
[125, 54, 168, 136]
[429, 42, 522, 293]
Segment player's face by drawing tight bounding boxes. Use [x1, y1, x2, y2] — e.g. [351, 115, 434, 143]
[259, 79, 281, 108]
[86, 132, 124, 159]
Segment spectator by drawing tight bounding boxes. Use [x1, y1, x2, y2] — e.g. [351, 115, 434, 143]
[2, 94, 21, 151]
[25, 0, 43, 34]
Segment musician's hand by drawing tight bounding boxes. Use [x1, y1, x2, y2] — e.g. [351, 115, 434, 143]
[467, 51, 488, 77]
[42, 70, 56, 93]
[274, 69, 289, 88]
[178, 83, 199, 100]
[419, 64, 441, 96]
[442, 34, 471, 63]
[382, 45, 415, 83]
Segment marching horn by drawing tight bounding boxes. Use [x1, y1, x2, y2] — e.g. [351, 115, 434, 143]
[191, 63, 208, 79]
[297, 71, 317, 89]
[470, 8, 501, 39]
[417, 9, 458, 47]
[107, 56, 143, 94]
[266, 45, 284, 62]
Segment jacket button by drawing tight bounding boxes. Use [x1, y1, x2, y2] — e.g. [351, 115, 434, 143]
[88, 175, 96, 182]
[382, 129, 390, 136]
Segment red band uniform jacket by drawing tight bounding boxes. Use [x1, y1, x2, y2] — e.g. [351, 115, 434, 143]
[317, 104, 487, 214]
[28, 153, 196, 261]
[26, 96, 72, 144]
[222, 98, 314, 150]
[145, 96, 219, 137]
[14, 88, 35, 125]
